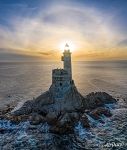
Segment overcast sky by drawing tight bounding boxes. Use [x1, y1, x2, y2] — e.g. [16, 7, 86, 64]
[0, 0, 127, 61]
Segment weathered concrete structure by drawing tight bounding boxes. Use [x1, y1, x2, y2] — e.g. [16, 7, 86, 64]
[50, 44, 74, 100]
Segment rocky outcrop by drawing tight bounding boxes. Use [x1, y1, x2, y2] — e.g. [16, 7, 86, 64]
[12, 91, 53, 116]
[29, 113, 46, 125]
[0, 104, 15, 115]
[12, 89, 116, 118]
[0, 91, 117, 134]
[80, 114, 90, 128]
[83, 92, 116, 109]
[90, 107, 112, 120]
[49, 111, 80, 134]
[13, 85, 84, 116]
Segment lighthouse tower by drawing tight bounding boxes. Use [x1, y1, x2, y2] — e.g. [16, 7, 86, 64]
[50, 43, 73, 99]
[61, 43, 72, 80]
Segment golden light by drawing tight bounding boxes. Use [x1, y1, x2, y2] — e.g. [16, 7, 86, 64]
[59, 41, 76, 52]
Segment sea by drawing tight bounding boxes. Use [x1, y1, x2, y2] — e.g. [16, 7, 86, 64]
[0, 60, 127, 149]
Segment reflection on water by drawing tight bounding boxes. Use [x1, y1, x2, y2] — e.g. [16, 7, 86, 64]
[0, 61, 127, 107]
[73, 61, 127, 97]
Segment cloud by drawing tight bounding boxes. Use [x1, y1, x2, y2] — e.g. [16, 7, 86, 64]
[117, 39, 127, 47]
[0, 1, 127, 60]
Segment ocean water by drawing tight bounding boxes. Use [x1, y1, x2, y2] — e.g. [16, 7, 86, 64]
[0, 61, 127, 108]
[0, 61, 127, 149]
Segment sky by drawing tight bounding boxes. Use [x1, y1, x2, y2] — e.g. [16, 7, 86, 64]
[0, 0, 127, 61]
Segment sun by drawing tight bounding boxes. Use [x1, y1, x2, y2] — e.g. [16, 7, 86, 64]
[59, 41, 76, 52]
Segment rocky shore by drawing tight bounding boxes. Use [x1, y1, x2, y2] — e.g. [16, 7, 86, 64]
[0, 89, 117, 135]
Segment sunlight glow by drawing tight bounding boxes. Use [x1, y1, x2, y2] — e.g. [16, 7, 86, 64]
[59, 41, 76, 52]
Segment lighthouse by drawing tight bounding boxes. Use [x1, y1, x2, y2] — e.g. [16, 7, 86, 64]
[50, 43, 73, 99]
[61, 43, 72, 80]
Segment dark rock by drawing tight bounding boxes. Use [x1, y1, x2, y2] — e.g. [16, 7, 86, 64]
[12, 100, 34, 116]
[35, 91, 54, 105]
[6, 90, 116, 134]
[12, 85, 84, 117]
[49, 112, 80, 134]
[83, 92, 117, 109]
[46, 111, 58, 125]
[80, 114, 90, 128]
[38, 109, 48, 116]
[0, 128, 6, 134]
[90, 107, 112, 120]
[0, 128, 13, 134]
[2, 113, 29, 124]
[49, 123, 74, 134]
[29, 113, 46, 125]
[12, 90, 116, 119]
[58, 113, 71, 126]
[68, 112, 80, 123]
[0, 104, 15, 115]
[57, 112, 79, 126]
